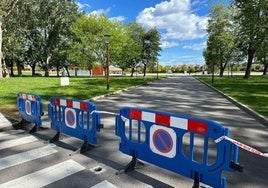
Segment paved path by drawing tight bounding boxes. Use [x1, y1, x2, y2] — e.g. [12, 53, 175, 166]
[0, 76, 267, 188]
[91, 76, 268, 188]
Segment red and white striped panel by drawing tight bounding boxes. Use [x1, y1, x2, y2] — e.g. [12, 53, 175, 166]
[53, 98, 88, 111]
[19, 93, 37, 101]
[130, 109, 208, 135]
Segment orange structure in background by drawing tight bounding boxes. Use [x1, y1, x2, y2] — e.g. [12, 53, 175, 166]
[91, 65, 104, 76]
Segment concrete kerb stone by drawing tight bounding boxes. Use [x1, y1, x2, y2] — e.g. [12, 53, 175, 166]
[195, 77, 268, 127]
[89, 82, 151, 102]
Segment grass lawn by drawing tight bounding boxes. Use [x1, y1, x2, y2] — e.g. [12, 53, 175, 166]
[0, 75, 161, 120]
[197, 75, 268, 118]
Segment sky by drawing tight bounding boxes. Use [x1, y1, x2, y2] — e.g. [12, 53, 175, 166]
[75, 0, 213, 66]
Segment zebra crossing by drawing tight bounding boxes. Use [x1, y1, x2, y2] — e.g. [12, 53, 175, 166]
[0, 128, 118, 188]
[0, 113, 12, 129]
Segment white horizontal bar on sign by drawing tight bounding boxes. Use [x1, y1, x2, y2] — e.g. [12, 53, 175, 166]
[142, 111, 155, 123]
[0, 136, 38, 150]
[0, 159, 85, 188]
[0, 145, 58, 170]
[170, 116, 188, 130]
[60, 99, 67, 106]
[0, 129, 25, 138]
[73, 101, 81, 109]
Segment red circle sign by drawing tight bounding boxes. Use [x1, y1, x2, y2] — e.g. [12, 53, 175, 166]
[152, 129, 173, 153]
[66, 109, 75, 127]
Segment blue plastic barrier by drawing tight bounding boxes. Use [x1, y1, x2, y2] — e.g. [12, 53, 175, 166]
[115, 107, 243, 188]
[17, 92, 43, 132]
[48, 97, 101, 151]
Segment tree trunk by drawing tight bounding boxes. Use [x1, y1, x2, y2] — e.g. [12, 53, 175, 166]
[263, 63, 268, 75]
[0, 21, 3, 79]
[56, 66, 60, 76]
[10, 61, 14, 77]
[45, 55, 51, 77]
[16, 60, 22, 77]
[64, 66, 70, 77]
[130, 67, 134, 77]
[244, 43, 255, 79]
[219, 65, 224, 77]
[143, 63, 147, 77]
[31, 63, 36, 76]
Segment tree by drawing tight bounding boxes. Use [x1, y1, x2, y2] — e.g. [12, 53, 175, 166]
[35, 0, 79, 77]
[2, 0, 79, 77]
[117, 22, 144, 77]
[205, 2, 236, 77]
[3, 0, 35, 77]
[141, 28, 161, 77]
[0, 0, 19, 78]
[232, 0, 268, 78]
[70, 13, 115, 74]
[255, 41, 268, 75]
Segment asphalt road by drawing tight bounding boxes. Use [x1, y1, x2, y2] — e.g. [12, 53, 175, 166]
[0, 76, 267, 188]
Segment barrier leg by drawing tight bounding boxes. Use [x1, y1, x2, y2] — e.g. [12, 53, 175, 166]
[49, 131, 60, 143]
[79, 141, 95, 154]
[116, 152, 144, 175]
[13, 119, 29, 129]
[192, 171, 200, 188]
[29, 124, 38, 134]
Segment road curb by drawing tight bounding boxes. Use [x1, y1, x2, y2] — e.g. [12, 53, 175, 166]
[89, 82, 150, 102]
[195, 77, 268, 127]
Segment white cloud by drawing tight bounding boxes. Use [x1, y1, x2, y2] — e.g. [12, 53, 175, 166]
[136, 0, 208, 41]
[89, 8, 110, 16]
[161, 40, 179, 49]
[164, 55, 205, 65]
[110, 16, 126, 22]
[183, 41, 206, 50]
[76, 2, 90, 10]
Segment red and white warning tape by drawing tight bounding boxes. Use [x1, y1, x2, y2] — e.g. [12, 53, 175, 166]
[90, 110, 128, 121]
[215, 136, 268, 158]
[91, 110, 268, 158]
[90, 110, 118, 116]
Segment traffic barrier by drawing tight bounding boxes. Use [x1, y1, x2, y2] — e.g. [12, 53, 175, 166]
[17, 92, 44, 133]
[115, 107, 243, 188]
[48, 97, 102, 153]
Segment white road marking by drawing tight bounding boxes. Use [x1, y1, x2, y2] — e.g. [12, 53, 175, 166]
[0, 136, 38, 150]
[0, 159, 85, 188]
[0, 129, 25, 138]
[0, 113, 12, 129]
[91, 180, 118, 188]
[0, 145, 58, 170]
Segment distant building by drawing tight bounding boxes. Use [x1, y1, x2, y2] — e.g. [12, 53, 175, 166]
[91, 65, 104, 76]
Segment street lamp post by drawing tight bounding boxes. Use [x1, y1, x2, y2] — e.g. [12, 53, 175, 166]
[104, 34, 110, 90]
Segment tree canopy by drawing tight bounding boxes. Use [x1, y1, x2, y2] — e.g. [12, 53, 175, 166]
[205, 0, 268, 78]
[0, 1, 161, 78]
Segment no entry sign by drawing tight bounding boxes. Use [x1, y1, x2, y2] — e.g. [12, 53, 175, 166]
[65, 108, 76, 129]
[150, 124, 176, 158]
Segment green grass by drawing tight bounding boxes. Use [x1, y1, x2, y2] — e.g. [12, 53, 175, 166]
[197, 75, 268, 118]
[0, 75, 160, 113]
